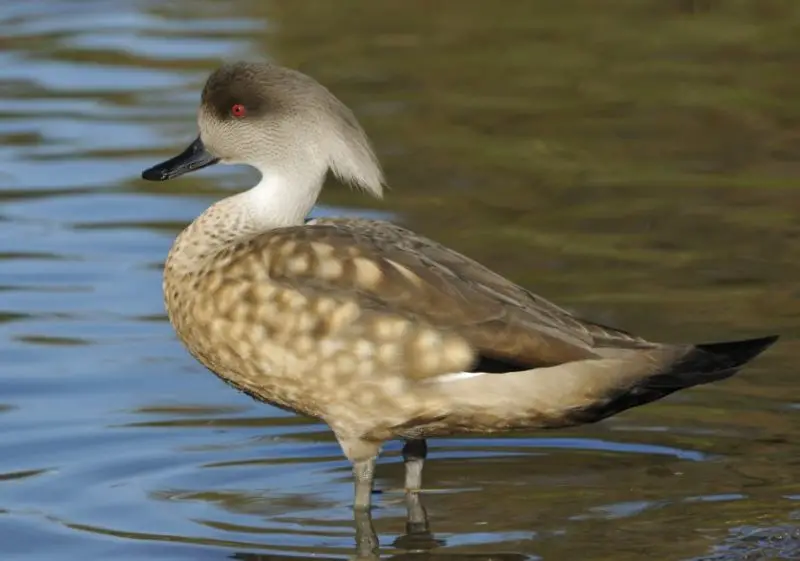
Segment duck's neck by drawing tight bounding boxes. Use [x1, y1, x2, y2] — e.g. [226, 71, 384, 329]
[167, 166, 326, 273]
[239, 166, 326, 230]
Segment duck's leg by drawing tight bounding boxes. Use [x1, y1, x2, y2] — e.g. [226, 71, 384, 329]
[402, 438, 427, 492]
[337, 435, 382, 510]
[403, 484, 430, 534]
[353, 457, 377, 510]
[393, 485, 444, 552]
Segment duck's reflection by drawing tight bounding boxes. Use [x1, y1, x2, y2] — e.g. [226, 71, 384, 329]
[230, 490, 524, 561]
[354, 490, 445, 557]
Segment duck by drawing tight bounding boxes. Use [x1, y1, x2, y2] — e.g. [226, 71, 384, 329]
[141, 61, 778, 512]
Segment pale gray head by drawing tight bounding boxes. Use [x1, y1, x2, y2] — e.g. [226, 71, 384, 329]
[141, 61, 384, 199]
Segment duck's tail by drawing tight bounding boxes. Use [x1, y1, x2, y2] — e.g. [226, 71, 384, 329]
[437, 335, 779, 430]
[669, 335, 779, 380]
[564, 334, 780, 425]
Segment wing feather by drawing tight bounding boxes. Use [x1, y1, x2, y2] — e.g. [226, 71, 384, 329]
[219, 218, 653, 377]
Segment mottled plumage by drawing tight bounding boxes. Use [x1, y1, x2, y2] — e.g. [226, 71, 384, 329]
[142, 61, 778, 512]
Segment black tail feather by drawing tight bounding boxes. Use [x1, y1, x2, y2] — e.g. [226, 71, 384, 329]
[566, 334, 779, 425]
[690, 334, 780, 375]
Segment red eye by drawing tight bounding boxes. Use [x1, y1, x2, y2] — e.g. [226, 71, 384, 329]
[231, 104, 246, 118]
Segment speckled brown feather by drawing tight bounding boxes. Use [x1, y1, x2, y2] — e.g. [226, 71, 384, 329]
[163, 206, 776, 451]
[307, 217, 656, 353]
[165, 213, 665, 438]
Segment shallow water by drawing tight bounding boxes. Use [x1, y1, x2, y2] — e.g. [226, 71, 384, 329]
[1, 1, 798, 560]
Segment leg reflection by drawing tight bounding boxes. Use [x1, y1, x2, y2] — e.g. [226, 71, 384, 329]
[354, 506, 380, 558]
[392, 489, 445, 552]
[354, 487, 444, 557]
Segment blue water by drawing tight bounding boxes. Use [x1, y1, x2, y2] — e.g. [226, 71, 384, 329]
[0, 2, 797, 560]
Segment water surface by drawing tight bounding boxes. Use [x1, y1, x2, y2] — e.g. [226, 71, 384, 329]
[1, 1, 798, 560]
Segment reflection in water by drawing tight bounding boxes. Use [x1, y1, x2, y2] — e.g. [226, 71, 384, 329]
[233, 492, 521, 561]
[0, 1, 799, 560]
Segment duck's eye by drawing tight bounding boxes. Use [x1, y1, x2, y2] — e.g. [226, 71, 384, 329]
[230, 104, 247, 118]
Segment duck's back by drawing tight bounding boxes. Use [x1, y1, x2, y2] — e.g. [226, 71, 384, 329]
[163, 215, 642, 391]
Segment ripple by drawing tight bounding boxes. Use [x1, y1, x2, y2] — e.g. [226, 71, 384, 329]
[0, 467, 52, 482]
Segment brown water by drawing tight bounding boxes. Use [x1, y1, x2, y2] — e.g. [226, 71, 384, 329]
[1, 1, 799, 560]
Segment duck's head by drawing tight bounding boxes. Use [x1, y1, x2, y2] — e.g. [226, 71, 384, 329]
[141, 61, 384, 198]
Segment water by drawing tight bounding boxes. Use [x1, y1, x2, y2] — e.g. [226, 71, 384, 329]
[1, 1, 798, 559]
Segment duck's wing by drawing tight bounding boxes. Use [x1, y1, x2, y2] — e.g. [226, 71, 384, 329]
[317, 218, 656, 348]
[220, 218, 655, 380]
